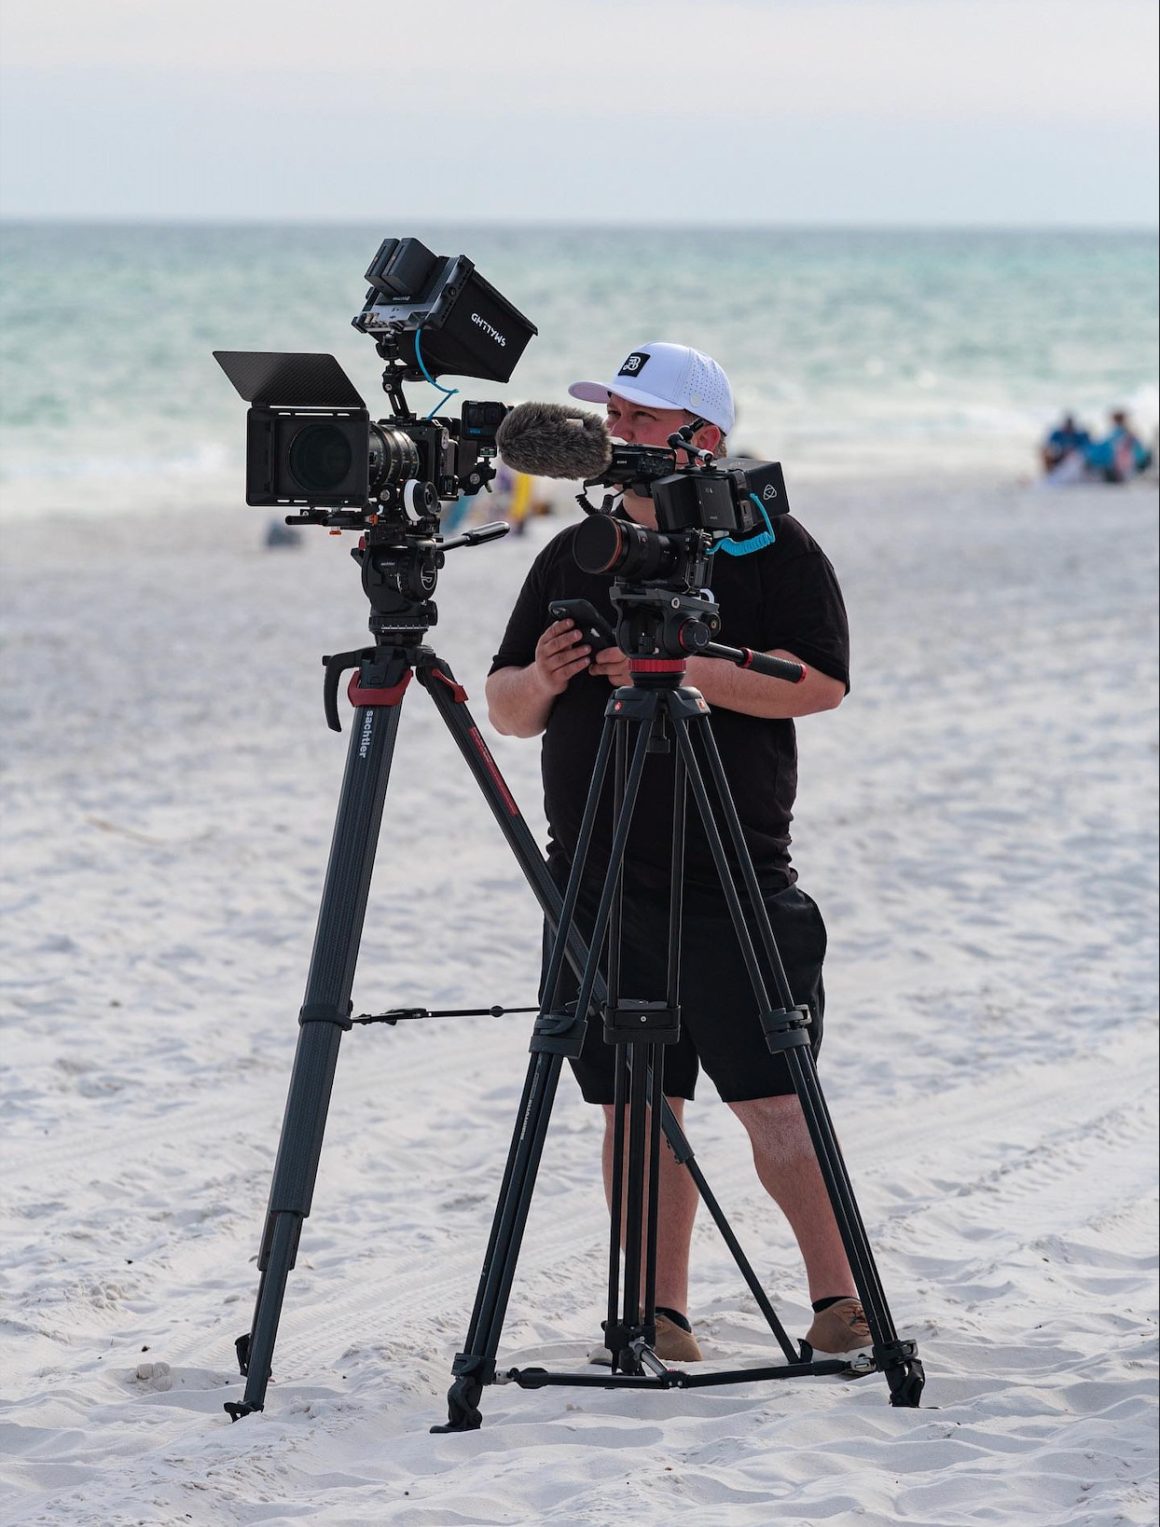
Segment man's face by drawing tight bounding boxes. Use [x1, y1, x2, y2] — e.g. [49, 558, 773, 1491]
[605, 393, 693, 450]
[605, 392, 720, 526]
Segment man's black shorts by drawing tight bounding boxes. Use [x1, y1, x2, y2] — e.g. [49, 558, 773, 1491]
[542, 861, 827, 1104]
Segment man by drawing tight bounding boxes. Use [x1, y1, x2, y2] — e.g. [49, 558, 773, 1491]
[486, 341, 869, 1364]
[1040, 413, 1091, 475]
[1085, 409, 1152, 482]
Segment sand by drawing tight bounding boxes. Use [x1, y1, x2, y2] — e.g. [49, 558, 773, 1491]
[1, 474, 1157, 1525]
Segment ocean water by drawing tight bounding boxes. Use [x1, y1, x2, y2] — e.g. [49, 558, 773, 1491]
[0, 221, 1156, 511]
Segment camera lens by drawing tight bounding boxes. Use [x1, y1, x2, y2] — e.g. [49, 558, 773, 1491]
[368, 425, 422, 494]
[573, 514, 679, 582]
[288, 423, 355, 493]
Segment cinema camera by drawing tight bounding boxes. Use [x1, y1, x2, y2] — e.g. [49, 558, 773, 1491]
[497, 402, 789, 584]
[576, 442, 789, 588]
[496, 399, 791, 657]
[214, 238, 537, 626]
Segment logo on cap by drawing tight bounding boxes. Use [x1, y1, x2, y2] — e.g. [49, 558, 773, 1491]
[617, 351, 650, 378]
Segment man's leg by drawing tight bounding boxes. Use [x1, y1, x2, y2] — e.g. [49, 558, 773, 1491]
[729, 1094, 856, 1303]
[601, 1097, 698, 1316]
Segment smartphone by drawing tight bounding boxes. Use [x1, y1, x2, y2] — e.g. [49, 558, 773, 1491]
[548, 598, 618, 653]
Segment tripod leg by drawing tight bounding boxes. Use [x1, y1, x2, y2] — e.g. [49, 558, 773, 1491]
[417, 657, 594, 986]
[640, 1040, 664, 1338]
[434, 1047, 567, 1432]
[604, 723, 629, 1356]
[600, 709, 675, 1369]
[438, 704, 664, 1422]
[434, 707, 623, 1428]
[226, 685, 406, 1421]
[687, 724, 898, 1325]
[676, 714, 923, 1405]
[613, 727, 684, 1363]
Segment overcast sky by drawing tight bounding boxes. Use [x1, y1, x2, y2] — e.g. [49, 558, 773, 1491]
[1, 0, 1156, 225]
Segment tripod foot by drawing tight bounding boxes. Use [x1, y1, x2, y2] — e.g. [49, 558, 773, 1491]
[223, 1400, 262, 1422]
[884, 1351, 925, 1408]
[431, 1374, 484, 1433]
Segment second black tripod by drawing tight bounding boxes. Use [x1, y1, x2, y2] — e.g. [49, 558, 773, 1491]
[436, 589, 924, 1430]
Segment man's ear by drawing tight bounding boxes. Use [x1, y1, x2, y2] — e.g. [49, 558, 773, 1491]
[695, 422, 722, 455]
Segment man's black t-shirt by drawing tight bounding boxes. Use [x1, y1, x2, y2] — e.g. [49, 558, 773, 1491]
[490, 513, 850, 890]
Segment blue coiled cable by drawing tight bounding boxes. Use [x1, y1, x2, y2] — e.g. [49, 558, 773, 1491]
[706, 493, 777, 557]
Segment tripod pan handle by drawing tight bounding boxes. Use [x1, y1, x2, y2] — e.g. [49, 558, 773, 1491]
[321, 648, 372, 732]
[702, 642, 806, 684]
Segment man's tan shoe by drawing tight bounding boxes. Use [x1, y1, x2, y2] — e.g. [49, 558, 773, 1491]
[587, 1311, 703, 1365]
[804, 1297, 872, 1355]
[654, 1311, 703, 1363]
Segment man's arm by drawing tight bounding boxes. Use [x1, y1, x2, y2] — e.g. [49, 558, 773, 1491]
[486, 618, 593, 737]
[588, 645, 844, 719]
[485, 665, 555, 738]
[686, 649, 845, 718]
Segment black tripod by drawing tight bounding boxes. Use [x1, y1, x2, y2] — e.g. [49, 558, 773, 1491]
[436, 586, 923, 1431]
[224, 526, 805, 1421]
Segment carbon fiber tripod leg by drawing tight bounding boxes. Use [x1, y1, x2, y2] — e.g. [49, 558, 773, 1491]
[675, 706, 923, 1407]
[226, 686, 405, 1420]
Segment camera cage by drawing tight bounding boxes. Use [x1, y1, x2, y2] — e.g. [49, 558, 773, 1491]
[214, 239, 539, 530]
[579, 439, 789, 542]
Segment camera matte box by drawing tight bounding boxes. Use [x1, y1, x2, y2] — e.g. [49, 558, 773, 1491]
[214, 351, 366, 409]
[245, 407, 370, 506]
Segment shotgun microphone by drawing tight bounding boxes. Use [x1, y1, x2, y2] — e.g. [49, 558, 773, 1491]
[496, 401, 613, 480]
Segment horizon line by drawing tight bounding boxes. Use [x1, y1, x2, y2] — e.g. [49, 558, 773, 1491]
[2, 214, 1157, 235]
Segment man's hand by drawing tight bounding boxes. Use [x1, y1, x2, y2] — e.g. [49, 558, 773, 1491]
[533, 619, 592, 696]
[589, 646, 633, 687]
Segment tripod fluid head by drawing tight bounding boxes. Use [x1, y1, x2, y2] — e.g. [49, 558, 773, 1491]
[354, 514, 510, 643]
[610, 580, 722, 664]
[584, 529, 807, 685]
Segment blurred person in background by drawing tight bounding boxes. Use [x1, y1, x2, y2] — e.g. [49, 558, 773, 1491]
[1040, 413, 1091, 476]
[1085, 409, 1152, 483]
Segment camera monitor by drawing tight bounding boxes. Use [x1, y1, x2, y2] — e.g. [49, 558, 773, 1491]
[352, 238, 537, 383]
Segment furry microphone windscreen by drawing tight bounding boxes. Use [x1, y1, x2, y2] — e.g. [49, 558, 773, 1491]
[496, 402, 613, 480]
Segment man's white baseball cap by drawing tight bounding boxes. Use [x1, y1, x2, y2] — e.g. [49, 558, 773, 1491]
[568, 342, 735, 435]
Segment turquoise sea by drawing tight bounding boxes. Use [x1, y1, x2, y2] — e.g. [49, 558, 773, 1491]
[0, 222, 1156, 508]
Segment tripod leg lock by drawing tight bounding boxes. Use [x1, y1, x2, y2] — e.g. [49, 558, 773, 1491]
[602, 1318, 656, 1373]
[530, 1004, 588, 1057]
[450, 1351, 495, 1386]
[760, 1003, 813, 1052]
[298, 1001, 354, 1031]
